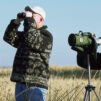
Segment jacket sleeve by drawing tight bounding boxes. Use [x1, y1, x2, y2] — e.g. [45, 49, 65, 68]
[3, 19, 22, 48]
[23, 18, 53, 52]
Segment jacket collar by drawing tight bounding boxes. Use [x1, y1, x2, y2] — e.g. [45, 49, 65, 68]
[39, 25, 48, 30]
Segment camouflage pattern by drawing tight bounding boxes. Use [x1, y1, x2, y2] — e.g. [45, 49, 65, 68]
[3, 18, 53, 89]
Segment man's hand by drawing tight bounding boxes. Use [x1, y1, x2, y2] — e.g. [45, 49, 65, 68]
[25, 11, 32, 18]
[14, 18, 23, 25]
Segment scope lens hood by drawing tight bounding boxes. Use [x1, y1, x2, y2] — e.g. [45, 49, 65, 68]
[68, 34, 76, 46]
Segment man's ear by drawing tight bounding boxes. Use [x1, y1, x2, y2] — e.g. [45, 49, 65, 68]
[40, 18, 44, 22]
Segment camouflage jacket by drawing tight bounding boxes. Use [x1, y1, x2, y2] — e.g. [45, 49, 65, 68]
[3, 18, 53, 89]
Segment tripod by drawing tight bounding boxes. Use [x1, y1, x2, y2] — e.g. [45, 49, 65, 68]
[83, 54, 101, 101]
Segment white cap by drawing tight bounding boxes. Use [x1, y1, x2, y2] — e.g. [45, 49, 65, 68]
[25, 6, 46, 20]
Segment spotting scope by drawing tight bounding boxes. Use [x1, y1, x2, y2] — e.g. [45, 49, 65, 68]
[68, 30, 101, 69]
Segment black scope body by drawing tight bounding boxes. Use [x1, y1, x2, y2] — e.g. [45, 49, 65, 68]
[17, 12, 26, 19]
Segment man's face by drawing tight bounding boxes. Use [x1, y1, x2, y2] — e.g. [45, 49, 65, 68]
[32, 13, 43, 24]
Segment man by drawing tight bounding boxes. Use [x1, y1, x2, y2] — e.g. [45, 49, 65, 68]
[3, 6, 53, 101]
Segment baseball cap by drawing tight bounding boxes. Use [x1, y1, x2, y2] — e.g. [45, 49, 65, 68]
[25, 6, 46, 20]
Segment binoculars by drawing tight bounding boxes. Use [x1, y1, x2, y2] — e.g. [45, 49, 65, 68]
[17, 12, 26, 19]
[17, 6, 32, 19]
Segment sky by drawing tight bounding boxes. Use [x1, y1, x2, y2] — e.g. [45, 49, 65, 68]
[0, 0, 101, 67]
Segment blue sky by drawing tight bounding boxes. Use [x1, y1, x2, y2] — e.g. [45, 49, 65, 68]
[0, 0, 101, 66]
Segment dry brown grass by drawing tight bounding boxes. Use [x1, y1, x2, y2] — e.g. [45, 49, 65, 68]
[0, 66, 101, 101]
[0, 74, 15, 101]
[47, 76, 101, 101]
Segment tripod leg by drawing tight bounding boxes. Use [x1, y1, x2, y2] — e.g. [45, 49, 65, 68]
[93, 89, 101, 101]
[88, 91, 91, 101]
[84, 90, 89, 101]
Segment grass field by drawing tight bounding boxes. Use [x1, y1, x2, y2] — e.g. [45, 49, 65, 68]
[0, 65, 101, 101]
